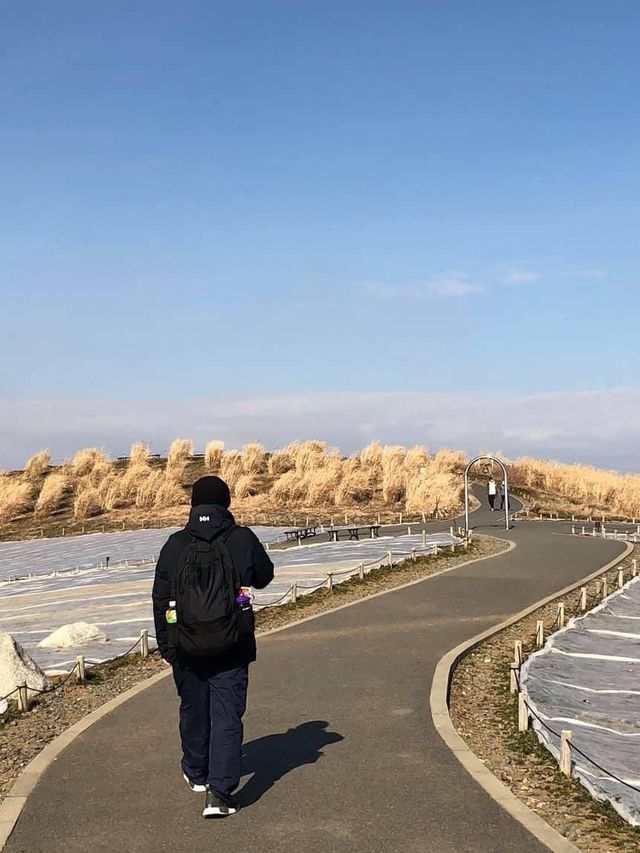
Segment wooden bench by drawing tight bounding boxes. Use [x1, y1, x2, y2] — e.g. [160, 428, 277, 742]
[283, 526, 319, 543]
[327, 524, 381, 542]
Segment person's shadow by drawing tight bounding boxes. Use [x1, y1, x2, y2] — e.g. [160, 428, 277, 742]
[237, 720, 344, 807]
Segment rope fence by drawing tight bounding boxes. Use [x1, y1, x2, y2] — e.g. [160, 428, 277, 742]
[507, 556, 640, 801]
[2, 535, 467, 716]
[0, 630, 153, 714]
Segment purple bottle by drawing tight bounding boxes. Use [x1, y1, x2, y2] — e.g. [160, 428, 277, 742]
[235, 588, 252, 611]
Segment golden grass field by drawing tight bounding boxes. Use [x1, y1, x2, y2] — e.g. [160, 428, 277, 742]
[2, 439, 640, 540]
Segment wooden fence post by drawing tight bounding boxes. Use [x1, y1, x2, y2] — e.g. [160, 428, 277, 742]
[602, 578, 608, 600]
[509, 664, 519, 694]
[580, 587, 587, 611]
[422, 530, 427, 548]
[633, 559, 638, 578]
[17, 682, 29, 713]
[76, 655, 86, 683]
[536, 621, 544, 648]
[618, 569, 625, 589]
[560, 730, 573, 776]
[327, 572, 334, 593]
[291, 582, 298, 604]
[514, 640, 523, 666]
[518, 692, 529, 731]
[358, 562, 365, 580]
[411, 548, 416, 562]
[558, 603, 565, 628]
[140, 629, 149, 658]
[387, 551, 393, 567]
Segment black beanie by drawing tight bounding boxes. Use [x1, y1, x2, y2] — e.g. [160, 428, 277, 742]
[191, 476, 231, 508]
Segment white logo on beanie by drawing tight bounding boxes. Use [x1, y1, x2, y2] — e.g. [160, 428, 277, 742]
[199, 516, 210, 522]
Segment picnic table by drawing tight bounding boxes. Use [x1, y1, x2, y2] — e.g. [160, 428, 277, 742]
[327, 524, 381, 542]
[283, 526, 319, 543]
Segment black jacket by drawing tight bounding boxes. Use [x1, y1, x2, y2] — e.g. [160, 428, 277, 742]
[152, 504, 274, 668]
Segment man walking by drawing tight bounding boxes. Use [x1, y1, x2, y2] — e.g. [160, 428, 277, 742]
[153, 475, 274, 818]
[487, 476, 497, 511]
[499, 480, 507, 510]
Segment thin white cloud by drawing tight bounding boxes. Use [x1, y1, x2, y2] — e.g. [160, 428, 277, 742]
[2, 388, 640, 471]
[502, 268, 540, 285]
[427, 274, 484, 296]
[358, 274, 483, 299]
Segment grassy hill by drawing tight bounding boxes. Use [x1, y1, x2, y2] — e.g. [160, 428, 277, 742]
[1, 439, 639, 541]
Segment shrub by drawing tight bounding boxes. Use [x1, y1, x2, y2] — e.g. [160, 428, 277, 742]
[166, 438, 193, 482]
[271, 470, 309, 503]
[135, 471, 164, 509]
[73, 487, 103, 520]
[129, 442, 151, 467]
[381, 445, 406, 504]
[154, 476, 187, 509]
[205, 440, 225, 473]
[305, 454, 344, 504]
[267, 447, 295, 476]
[0, 477, 33, 522]
[220, 451, 244, 487]
[290, 440, 328, 473]
[25, 450, 51, 481]
[71, 448, 111, 478]
[335, 467, 376, 506]
[241, 443, 266, 474]
[234, 474, 262, 499]
[35, 474, 67, 516]
[167, 438, 194, 466]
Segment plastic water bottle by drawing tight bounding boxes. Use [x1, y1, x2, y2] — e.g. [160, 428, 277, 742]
[235, 588, 252, 611]
[166, 600, 177, 624]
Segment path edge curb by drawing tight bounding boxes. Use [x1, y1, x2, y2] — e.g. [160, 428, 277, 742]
[0, 536, 510, 850]
[430, 539, 633, 853]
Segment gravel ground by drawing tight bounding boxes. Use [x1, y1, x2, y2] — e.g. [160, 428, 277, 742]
[0, 535, 505, 805]
[450, 546, 640, 852]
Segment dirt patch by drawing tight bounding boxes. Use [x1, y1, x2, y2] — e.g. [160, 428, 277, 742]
[450, 546, 640, 852]
[0, 535, 505, 804]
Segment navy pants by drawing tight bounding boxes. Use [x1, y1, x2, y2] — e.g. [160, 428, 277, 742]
[172, 663, 248, 795]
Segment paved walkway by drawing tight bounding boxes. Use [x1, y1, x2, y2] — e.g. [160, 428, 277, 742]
[5, 501, 627, 853]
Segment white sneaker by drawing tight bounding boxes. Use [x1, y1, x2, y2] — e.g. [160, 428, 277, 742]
[183, 772, 207, 793]
[203, 788, 239, 818]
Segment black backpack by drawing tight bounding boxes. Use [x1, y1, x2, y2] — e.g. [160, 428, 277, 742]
[169, 527, 253, 658]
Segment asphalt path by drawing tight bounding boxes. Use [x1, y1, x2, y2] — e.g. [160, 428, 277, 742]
[5, 493, 627, 853]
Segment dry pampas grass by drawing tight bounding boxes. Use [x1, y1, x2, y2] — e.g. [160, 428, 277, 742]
[73, 487, 103, 520]
[129, 442, 151, 467]
[154, 476, 187, 509]
[234, 474, 263, 499]
[0, 477, 33, 522]
[35, 474, 67, 516]
[70, 448, 111, 478]
[220, 451, 245, 487]
[168, 438, 193, 466]
[205, 440, 225, 473]
[241, 443, 266, 474]
[509, 457, 640, 517]
[24, 450, 51, 481]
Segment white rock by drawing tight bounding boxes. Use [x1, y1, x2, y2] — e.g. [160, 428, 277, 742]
[0, 632, 50, 699]
[39, 622, 107, 649]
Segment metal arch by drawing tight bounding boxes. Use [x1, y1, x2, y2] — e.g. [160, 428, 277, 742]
[464, 455, 510, 532]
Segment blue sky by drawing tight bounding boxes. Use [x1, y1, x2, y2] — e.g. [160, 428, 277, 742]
[1, 2, 639, 467]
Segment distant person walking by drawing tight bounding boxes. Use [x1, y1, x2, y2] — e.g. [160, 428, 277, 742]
[488, 477, 497, 511]
[499, 481, 508, 510]
[153, 476, 274, 818]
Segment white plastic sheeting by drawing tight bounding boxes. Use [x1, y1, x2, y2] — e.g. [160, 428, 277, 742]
[0, 528, 460, 673]
[0, 525, 289, 582]
[522, 577, 640, 825]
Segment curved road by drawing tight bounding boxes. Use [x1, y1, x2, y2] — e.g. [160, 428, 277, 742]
[4, 496, 627, 853]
